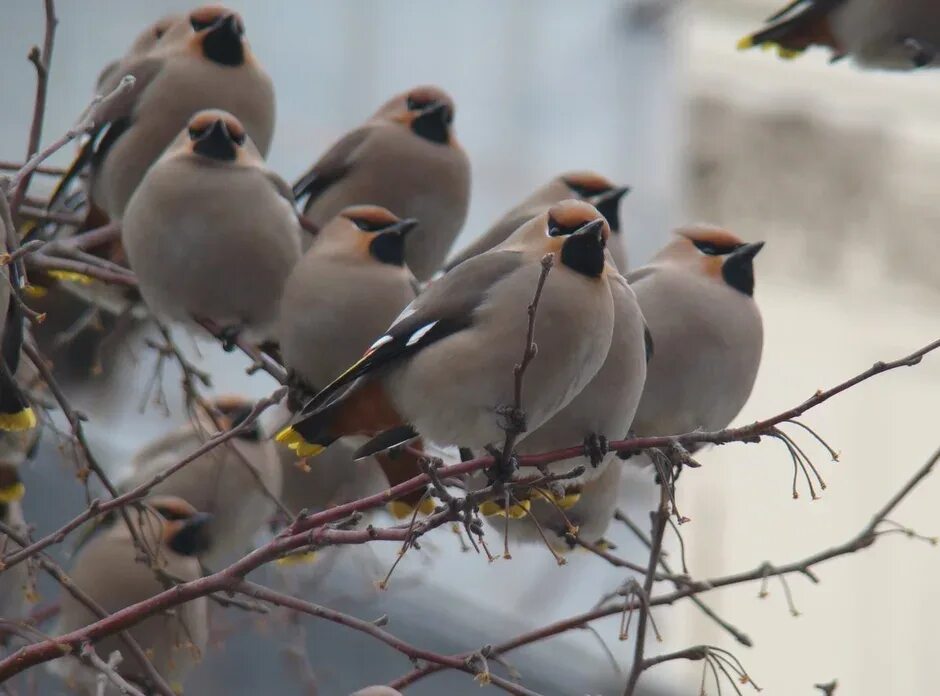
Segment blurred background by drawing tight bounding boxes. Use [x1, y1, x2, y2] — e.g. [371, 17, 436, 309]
[1, 1, 938, 694]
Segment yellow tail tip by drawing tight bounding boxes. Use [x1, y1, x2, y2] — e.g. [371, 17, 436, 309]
[387, 497, 438, 520]
[275, 551, 317, 567]
[479, 499, 530, 519]
[736, 35, 754, 51]
[555, 491, 582, 510]
[275, 427, 325, 458]
[0, 408, 37, 432]
[777, 46, 802, 60]
[0, 482, 26, 504]
[23, 284, 48, 298]
[46, 270, 94, 285]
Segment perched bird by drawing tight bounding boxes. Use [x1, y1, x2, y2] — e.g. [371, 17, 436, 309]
[0, 463, 29, 621]
[122, 110, 302, 341]
[119, 396, 282, 568]
[472, 215, 648, 536]
[279, 206, 418, 395]
[445, 170, 630, 272]
[51, 496, 210, 694]
[52, 4, 276, 222]
[278, 200, 615, 466]
[628, 225, 764, 447]
[0, 198, 36, 432]
[277, 206, 427, 514]
[738, 0, 940, 69]
[293, 85, 471, 280]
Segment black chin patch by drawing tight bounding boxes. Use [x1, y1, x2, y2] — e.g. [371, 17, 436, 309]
[411, 108, 450, 145]
[561, 233, 605, 278]
[369, 232, 407, 266]
[593, 195, 621, 234]
[193, 121, 237, 161]
[202, 16, 244, 67]
[169, 516, 213, 556]
[721, 256, 755, 296]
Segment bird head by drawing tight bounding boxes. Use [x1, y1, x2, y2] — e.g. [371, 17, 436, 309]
[377, 86, 457, 146]
[327, 205, 419, 267]
[147, 495, 214, 557]
[188, 5, 248, 67]
[561, 172, 630, 234]
[185, 109, 248, 162]
[667, 225, 765, 296]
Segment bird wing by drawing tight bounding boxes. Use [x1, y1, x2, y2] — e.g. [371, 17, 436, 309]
[291, 125, 372, 205]
[742, 0, 847, 55]
[48, 55, 164, 210]
[297, 249, 524, 416]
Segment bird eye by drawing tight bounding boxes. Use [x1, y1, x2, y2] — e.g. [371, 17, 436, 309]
[188, 125, 207, 140]
[229, 129, 246, 145]
[406, 95, 431, 112]
[190, 15, 216, 31]
[546, 214, 569, 237]
[154, 505, 190, 521]
[154, 27, 166, 39]
[692, 239, 741, 256]
[351, 217, 386, 232]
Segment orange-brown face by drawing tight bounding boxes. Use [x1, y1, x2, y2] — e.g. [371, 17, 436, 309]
[145, 495, 212, 556]
[186, 109, 247, 162]
[187, 5, 248, 66]
[561, 171, 617, 198]
[377, 86, 457, 146]
[339, 205, 417, 266]
[672, 225, 747, 280]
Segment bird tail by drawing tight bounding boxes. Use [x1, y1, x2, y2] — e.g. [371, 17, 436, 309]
[0, 266, 36, 433]
[737, 1, 844, 60]
[276, 380, 408, 459]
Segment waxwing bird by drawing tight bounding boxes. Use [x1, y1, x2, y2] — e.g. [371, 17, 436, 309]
[471, 214, 648, 533]
[51, 4, 276, 222]
[279, 206, 418, 394]
[628, 225, 764, 447]
[445, 170, 630, 272]
[122, 110, 302, 342]
[738, 0, 940, 69]
[277, 207, 429, 516]
[51, 496, 209, 694]
[120, 396, 282, 569]
[0, 464, 29, 621]
[293, 85, 471, 280]
[278, 200, 616, 467]
[0, 203, 36, 432]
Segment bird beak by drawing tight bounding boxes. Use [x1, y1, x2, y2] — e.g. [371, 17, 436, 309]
[573, 217, 607, 241]
[209, 13, 242, 38]
[589, 186, 630, 234]
[411, 102, 451, 143]
[168, 512, 214, 556]
[384, 218, 419, 238]
[731, 241, 765, 262]
[192, 119, 237, 161]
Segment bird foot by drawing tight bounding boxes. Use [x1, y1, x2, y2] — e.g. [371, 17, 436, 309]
[217, 325, 241, 352]
[582, 433, 609, 467]
[903, 37, 936, 68]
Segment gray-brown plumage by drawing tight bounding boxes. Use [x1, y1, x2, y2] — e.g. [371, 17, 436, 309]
[628, 225, 764, 443]
[293, 85, 470, 280]
[122, 110, 301, 341]
[94, 13, 186, 92]
[50, 496, 209, 694]
[120, 396, 281, 569]
[279, 205, 418, 393]
[481, 267, 647, 538]
[350, 688, 403, 696]
[740, 0, 940, 69]
[444, 170, 630, 271]
[278, 200, 615, 461]
[52, 4, 276, 222]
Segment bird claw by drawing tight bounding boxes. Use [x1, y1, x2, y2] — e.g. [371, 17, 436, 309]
[582, 433, 608, 467]
[903, 37, 936, 68]
[218, 325, 241, 352]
